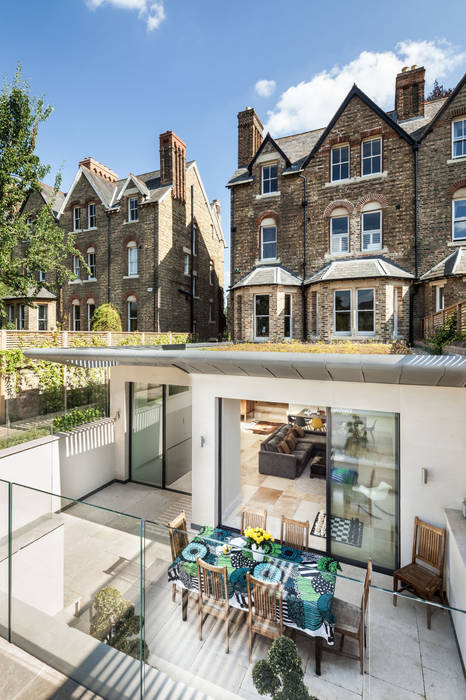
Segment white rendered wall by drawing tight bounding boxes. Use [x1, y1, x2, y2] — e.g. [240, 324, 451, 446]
[445, 510, 466, 665]
[220, 399, 241, 521]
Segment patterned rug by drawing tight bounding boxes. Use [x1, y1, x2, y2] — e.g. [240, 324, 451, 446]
[311, 511, 364, 548]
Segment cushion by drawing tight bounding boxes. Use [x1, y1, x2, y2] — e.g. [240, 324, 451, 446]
[285, 431, 296, 450]
[278, 439, 290, 454]
[311, 417, 323, 430]
[293, 425, 306, 438]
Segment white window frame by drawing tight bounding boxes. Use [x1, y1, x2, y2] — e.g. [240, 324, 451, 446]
[39, 270, 45, 282]
[356, 288, 375, 335]
[128, 197, 138, 222]
[452, 198, 466, 241]
[254, 294, 270, 341]
[435, 286, 445, 312]
[261, 222, 277, 260]
[209, 260, 214, 286]
[361, 210, 382, 251]
[183, 253, 190, 276]
[331, 145, 350, 182]
[127, 242, 138, 276]
[284, 293, 292, 339]
[37, 305, 48, 331]
[393, 287, 399, 338]
[361, 137, 382, 176]
[330, 215, 349, 254]
[333, 289, 352, 335]
[72, 302, 80, 331]
[73, 207, 81, 231]
[88, 203, 96, 229]
[87, 300, 95, 330]
[87, 248, 96, 280]
[72, 255, 81, 279]
[261, 164, 278, 194]
[127, 298, 137, 331]
[452, 117, 466, 159]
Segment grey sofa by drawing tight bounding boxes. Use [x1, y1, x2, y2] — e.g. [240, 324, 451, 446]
[258, 424, 317, 479]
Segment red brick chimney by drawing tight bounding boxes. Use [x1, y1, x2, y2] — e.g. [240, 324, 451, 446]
[79, 157, 118, 183]
[159, 131, 186, 201]
[237, 107, 264, 167]
[395, 65, 425, 121]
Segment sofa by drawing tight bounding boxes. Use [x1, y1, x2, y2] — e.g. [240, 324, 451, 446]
[258, 424, 319, 479]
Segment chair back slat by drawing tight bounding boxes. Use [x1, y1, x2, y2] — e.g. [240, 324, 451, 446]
[168, 510, 189, 562]
[280, 515, 309, 551]
[357, 558, 372, 636]
[247, 573, 283, 629]
[413, 517, 446, 574]
[197, 558, 229, 609]
[241, 506, 267, 534]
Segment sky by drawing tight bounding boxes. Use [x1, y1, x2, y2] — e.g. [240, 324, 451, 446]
[1, 0, 465, 289]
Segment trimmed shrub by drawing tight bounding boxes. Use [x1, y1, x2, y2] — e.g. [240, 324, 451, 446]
[90, 586, 148, 661]
[52, 406, 104, 432]
[252, 636, 317, 700]
[91, 304, 122, 332]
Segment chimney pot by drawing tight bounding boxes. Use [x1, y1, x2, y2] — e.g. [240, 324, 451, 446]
[411, 65, 418, 70]
[395, 65, 425, 120]
[402, 66, 410, 72]
[79, 157, 118, 183]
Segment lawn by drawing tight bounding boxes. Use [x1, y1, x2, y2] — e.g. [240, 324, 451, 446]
[207, 340, 410, 354]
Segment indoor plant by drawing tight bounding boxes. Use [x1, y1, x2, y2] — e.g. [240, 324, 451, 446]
[244, 526, 274, 562]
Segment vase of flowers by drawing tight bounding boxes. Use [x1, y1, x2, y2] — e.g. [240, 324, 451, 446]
[244, 527, 274, 562]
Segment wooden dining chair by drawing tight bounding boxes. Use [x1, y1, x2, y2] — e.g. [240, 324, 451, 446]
[325, 558, 372, 674]
[246, 572, 283, 662]
[393, 517, 446, 629]
[280, 515, 309, 551]
[168, 510, 189, 602]
[197, 557, 234, 653]
[240, 506, 267, 534]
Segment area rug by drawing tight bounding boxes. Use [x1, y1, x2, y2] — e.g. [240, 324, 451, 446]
[311, 511, 364, 548]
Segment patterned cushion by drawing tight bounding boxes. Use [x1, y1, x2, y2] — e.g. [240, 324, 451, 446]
[285, 431, 296, 450]
[293, 425, 306, 437]
[278, 439, 291, 454]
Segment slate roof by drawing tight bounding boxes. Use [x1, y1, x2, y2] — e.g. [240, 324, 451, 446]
[420, 247, 466, 281]
[305, 256, 414, 284]
[39, 183, 66, 217]
[2, 286, 57, 301]
[231, 265, 302, 289]
[276, 128, 326, 165]
[387, 98, 447, 138]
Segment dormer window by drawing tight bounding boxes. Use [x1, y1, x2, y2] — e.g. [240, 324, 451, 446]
[260, 218, 277, 260]
[261, 165, 278, 194]
[331, 145, 349, 182]
[129, 197, 138, 222]
[88, 203, 96, 229]
[452, 118, 466, 158]
[361, 138, 381, 176]
[73, 207, 81, 231]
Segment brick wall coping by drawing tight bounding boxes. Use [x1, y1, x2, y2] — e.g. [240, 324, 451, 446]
[23, 347, 466, 388]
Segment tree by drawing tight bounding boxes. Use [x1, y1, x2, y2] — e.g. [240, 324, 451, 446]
[0, 64, 80, 312]
[252, 636, 317, 700]
[90, 586, 149, 661]
[426, 80, 452, 100]
[91, 304, 123, 331]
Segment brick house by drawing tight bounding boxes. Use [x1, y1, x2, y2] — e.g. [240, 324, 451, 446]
[228, 67, 466, 343]
[19, 132, 226, 339]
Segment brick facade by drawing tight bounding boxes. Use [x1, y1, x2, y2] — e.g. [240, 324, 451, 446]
[229, 68, 466, 344]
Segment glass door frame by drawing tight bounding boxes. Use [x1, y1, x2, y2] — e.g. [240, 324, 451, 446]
[129, 382, 191, 496]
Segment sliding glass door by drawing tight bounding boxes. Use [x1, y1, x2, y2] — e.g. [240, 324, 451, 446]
[130, 382, 192, 493]
[328, 408, 399, 570]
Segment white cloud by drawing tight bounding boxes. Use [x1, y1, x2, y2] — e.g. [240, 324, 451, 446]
[264, 40, 465, 136]
[86, 0, 165, 31]
[255, 79, 277, 98]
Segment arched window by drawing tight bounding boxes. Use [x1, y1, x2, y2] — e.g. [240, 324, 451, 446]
[72, 299, 81, 331]
[330, 207, 349, 254]
[361, 202, 382, 251]
[260, 217, 277, 260]
[87, 246, 96, 279]
[127, 241, 138, 276]
[127, 295, 137, 332]
[452, 187, 466, 241]
[87, 298, 96, 330]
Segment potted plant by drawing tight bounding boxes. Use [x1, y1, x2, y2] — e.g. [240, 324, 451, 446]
[252, 636, 317, 699]
[244, 526, 274, 562]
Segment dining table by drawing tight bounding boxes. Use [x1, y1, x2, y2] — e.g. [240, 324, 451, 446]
[167, 526, 337, 675]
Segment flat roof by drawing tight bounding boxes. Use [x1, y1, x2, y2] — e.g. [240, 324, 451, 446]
[22, 347, 466, 387]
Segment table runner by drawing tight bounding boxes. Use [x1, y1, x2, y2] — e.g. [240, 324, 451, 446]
[168, 526, 336, 643]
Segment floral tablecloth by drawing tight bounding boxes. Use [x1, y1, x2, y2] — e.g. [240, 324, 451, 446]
[167, 526, 336, 643]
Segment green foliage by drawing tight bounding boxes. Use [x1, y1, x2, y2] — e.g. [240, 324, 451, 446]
[91, 304, 122, 332]
[0, 426, 50, 451]
[252, 637, 316, 700]
[427, 312, 465, 354]
[426, 80, 452, 100]
[389, 340, 412, 355]
[52, 406, 104, 432]
[0, 64, 81, 310]
[90, 586, 148, 661]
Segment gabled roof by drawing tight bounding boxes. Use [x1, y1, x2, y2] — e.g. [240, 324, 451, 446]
[2, 286, 57, 301]
[417, 73, 466, 142]
[305, 256, 414, 285]
[231, 264, 302, 289]
[38, 183, 66, 217]
[420, 247, 466, 281]
[301, 85, 415, 170]
[112, 173, 150, 205]
[247, 132, 291, 174]
[388, 98, 448, 139]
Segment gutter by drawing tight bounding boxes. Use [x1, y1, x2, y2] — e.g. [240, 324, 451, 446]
[298, 172, 308, 341]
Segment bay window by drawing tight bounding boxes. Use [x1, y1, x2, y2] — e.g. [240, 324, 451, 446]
[334, 290, 351, 334]
[254, 295, 269, 340]
[284, 294, 292, 338]
[356, 289, 375, 334]
[38, 305, 48, 331]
